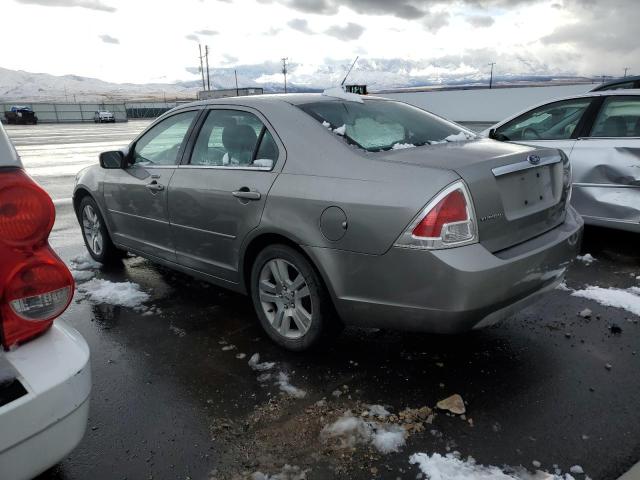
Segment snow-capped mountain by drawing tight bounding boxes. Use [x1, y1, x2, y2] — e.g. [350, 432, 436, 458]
[0, 62, 595, 103]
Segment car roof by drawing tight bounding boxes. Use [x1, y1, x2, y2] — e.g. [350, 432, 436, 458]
[590, 75, 640, 91]
[0, 123, 21, 168]
[178, 92, 389, 109]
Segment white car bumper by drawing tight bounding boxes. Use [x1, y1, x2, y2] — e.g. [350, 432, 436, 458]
[0, 320, 91, 480]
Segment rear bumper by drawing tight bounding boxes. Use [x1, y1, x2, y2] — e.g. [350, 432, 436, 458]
[0, 320, 91, 480]
[307, 206, 583, 332]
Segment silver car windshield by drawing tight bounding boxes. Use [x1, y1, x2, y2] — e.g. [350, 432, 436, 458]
[299, 100, 474, 152]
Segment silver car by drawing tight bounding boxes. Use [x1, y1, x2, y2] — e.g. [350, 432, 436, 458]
[74, 93, 582, 350]
[484, 90, 640, 232]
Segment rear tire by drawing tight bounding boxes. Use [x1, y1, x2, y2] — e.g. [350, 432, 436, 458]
[78, 196, 124, 264]
[250, 244, 341, 351]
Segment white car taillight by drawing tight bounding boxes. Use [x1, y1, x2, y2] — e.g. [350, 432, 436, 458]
[0, 169, 74, 349]
[394, 180, 478, 250]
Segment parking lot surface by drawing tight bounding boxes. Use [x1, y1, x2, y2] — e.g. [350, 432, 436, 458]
[5, 122, 640, 480]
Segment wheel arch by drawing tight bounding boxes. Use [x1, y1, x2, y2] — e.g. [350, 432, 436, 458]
[240, 231, 337, 304]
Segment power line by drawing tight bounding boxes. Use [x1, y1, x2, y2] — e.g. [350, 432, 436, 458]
[488, 62, 496, 89]
[281, 57, 288, 94]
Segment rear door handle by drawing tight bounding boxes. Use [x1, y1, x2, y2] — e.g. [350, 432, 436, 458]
[232, 190, 261, 200]
[146, 182, 165, 192]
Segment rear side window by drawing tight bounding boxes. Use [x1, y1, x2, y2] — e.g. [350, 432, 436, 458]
[595, 80, 637, 91]
[590, 97, 640, 138]
[496, 98, 591, 141]
[298, 100, 472, 152]
[190, 109, 278, 169]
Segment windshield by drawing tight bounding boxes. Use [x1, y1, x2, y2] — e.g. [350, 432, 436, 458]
[298, 99, 475, 152]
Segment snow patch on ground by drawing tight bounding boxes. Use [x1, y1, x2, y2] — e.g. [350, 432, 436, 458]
[71, 269, 95, 282]
[70, 253, 102, 271]
[321, 411, 406, 454]
[366, 404, 391, 418]
[576, 254, 596, 265]
[555, 281, 572, 292]
[248, 353, 276, 371]
[275, 371, 307, 398]
[409, 452, 581, 480]
[572, 285, 640, 316]
[77, 279, 150, 308]
[252, 464, 308, 480]
[169, 324, 186, 337]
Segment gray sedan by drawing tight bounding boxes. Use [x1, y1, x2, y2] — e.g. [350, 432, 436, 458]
[73, 93, 582, 350]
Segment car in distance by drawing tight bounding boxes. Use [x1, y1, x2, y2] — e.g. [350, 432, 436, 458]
[0, 123, 91, 479]
[73, 92, 582, 351]
[590, 75, 640, 92]
[94, 110, 115, 123]
[4, 106, 38, 125]
[483, 90, 640, 232]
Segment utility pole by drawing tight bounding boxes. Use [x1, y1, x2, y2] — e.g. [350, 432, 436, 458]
[235, 69, 239, 96]
[281, 57, 288, 93]
[198, 44, 206, 91]
[205, 45, 211, 91]
[624, 67, 630, 78]
[488, 62, 496, 89]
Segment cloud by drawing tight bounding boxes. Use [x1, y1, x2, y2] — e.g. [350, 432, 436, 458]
[287, 18, 314, 34]
[99, 34, 119, 44]
[423, 10, 449, 31]
[194, 29, 218, 36]
[185, 66, 201, 75]
[325, 22, 365, 40]
[222, 54, 239, 64]
[15, 0, 115, 12]
[541, 0, 639, 54]
[466, 14, 494, 27]
[185, 34, 200, 42]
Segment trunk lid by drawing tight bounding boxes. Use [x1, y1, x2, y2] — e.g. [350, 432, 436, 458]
[380, 139, 569, 252]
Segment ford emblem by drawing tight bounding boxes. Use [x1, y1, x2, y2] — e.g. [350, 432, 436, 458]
[528, 154, 541, 165]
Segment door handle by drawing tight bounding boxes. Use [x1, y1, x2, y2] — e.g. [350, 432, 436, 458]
[232, 189, 261, 200]
[146, 182, 165, 192]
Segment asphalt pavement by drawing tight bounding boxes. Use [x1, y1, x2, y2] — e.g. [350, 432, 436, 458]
[4, 122, 640, 480]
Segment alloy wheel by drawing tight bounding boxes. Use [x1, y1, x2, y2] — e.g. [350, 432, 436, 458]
[82, 204, 104, 256]
[258, 258, 313, 339]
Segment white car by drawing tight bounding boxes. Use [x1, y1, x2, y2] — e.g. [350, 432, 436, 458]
[482, 90, 640, 232]
[94, 110, 115, 123]
[0, 123, 91, 479]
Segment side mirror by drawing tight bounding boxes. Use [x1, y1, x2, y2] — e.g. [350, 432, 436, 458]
[488, 128, 497, 139]
[99, 150, 126, 169]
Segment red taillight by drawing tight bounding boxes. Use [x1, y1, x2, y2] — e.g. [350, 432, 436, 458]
[0, 169, 55, 248]
[395, 181, 477, 250]
[412, 189, 468, 238]
[0, 168, 73, 349]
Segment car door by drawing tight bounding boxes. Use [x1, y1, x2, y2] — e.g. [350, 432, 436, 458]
[168, 107, 284, 283]
[493, 97, 595, 157]
[569, 95, 640, 227]
[102, 109, 200, 262]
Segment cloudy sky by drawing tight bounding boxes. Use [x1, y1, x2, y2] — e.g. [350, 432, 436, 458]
[1, 0, 637, 86]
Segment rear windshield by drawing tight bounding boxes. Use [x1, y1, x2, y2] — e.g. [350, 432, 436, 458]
[298, 99, 475, 152]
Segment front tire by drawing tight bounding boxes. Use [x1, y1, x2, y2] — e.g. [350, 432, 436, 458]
[78, 196, 123, 264]
[250, 244, 339, 351]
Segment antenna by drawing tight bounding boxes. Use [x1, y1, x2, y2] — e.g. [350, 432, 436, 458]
[341, 56, 359, 86]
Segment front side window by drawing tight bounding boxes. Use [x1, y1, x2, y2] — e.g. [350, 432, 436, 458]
[133, 111, 198, 165]
[496, 98, 591, 141]
[590, 97, 640, 138]
[190, 109, 278, 169]
[298, 100, 473, 152]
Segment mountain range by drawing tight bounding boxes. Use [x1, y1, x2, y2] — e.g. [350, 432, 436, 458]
[0, 62, 601, 103]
